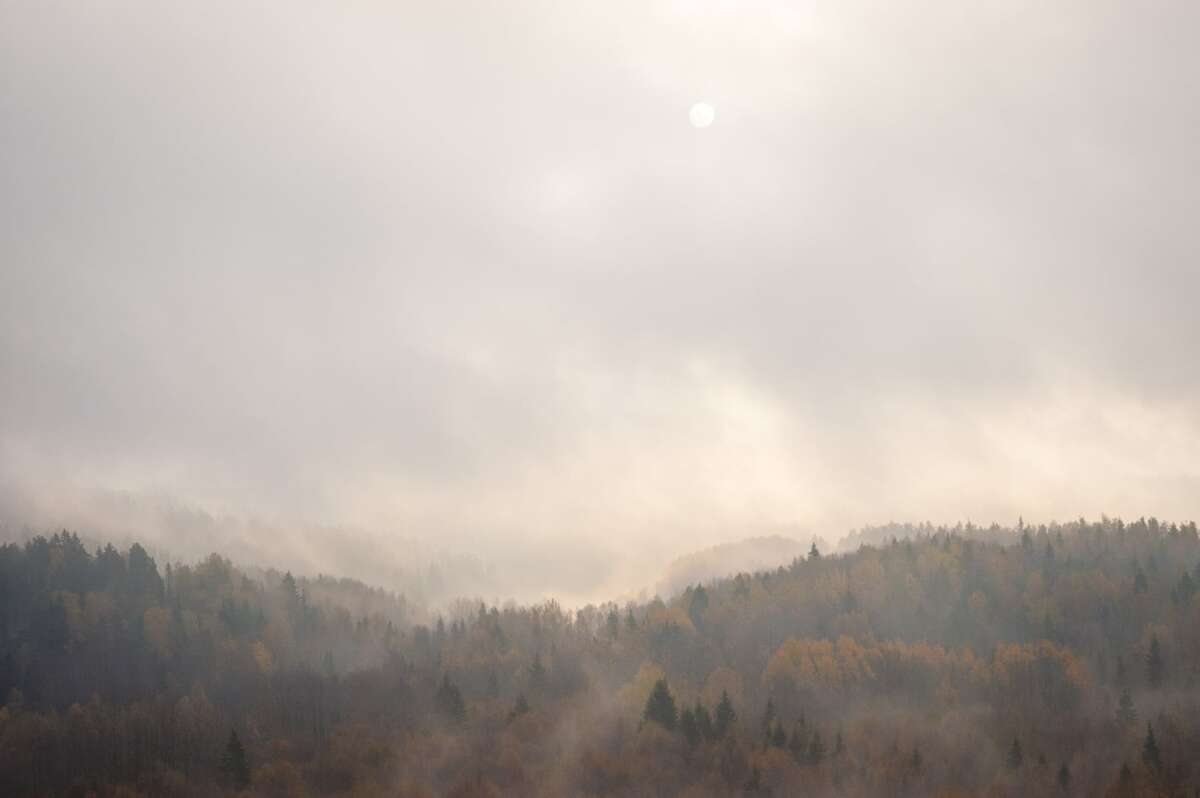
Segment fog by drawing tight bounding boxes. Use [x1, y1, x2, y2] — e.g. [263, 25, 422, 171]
[3, 0, 1199, 603]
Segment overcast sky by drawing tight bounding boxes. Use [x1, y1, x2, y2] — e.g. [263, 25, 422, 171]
[2, 1, 1199, 602]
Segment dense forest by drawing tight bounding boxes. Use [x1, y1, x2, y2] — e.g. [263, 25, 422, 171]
[2, 516, 1199, 796]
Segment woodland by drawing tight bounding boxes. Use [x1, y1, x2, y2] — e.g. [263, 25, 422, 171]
[2, 516, 1199, 796]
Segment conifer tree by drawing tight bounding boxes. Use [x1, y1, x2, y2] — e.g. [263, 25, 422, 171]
[694, 700, 714, 741]
[1007, 737, 1023, 770]
[771, 721, 787, 748]
[1057, 762, 1070, 791]
[643, 678, 677, 731]
[1142, 723, 1160, 771]
[437, 674, 467, 723]
[714, 690, 736, 739]
[680, 706, 700, 747]
[808, 731, 826, 765]
[1146, 635, 1164, 688]
[1116, 686, 1136, 728]
[221, 730, 251, 789]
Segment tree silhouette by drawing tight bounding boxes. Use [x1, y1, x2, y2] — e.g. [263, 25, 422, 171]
[1146, 635, 1164, 688]
[714, 690, 736, 739]
[1007, 737, 1023, 770]
[1142, 723, 1161, 771]
[643, 678, 677, 731]
[222, 730, 250, 789]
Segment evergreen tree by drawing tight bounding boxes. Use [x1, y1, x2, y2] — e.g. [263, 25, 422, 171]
[1057, 762, 1070, 791]
[529, 653, 548, 691]
[760, 698, 776, 746]
[606, 608, 620, 639]
[834, 730, 845, 757]
[680, 707, 700, 748]
[643, 678, 678, 731]
[911, 746, 922, 770]
[1116, 686, 1137, 728]
[808, 731, 826, 765]
[507, 693, 530, 723]
[809, 541, 821, 560]
[1146, 635, 1164, 688]
[1007, 737, 1023, 770]
[714, 690, 736, 739]
[770, 721, 787, 748]
[694, 700, 714, 742]
[221, 730, 251, 789]
[1142, 723, 1161, 771]
[436, 674, 467, 723]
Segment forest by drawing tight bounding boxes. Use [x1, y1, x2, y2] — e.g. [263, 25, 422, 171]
[2, 516, 1199, 797]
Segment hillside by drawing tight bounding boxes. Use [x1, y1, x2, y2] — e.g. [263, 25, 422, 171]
[2, 517, 1199, 796]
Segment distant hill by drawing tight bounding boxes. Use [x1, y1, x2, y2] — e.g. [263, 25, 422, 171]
[655, 534, 810, 597]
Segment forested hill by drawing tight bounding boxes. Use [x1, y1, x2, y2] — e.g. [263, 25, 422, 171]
[2, 517, 1199, 796]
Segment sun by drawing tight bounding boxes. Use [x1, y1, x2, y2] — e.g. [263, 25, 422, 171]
[689, 102, 715, 129]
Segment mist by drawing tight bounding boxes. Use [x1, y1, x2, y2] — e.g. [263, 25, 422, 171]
[4, 0, 1199, 601]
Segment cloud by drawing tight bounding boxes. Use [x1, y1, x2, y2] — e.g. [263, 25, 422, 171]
[2, 0, 1198, 601]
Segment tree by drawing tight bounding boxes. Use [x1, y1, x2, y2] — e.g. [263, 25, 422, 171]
[222, 730, 251, 789]
[1007, 737, 1023, 770]
[809, 541, 821, 561]
[529, 653, 548, 692]
[437, 674, 467, 723]
[680, 707, 700, 747]
[1116, 687, 1136, 728]
[808, 731, 826, 765]
[643, 678, 677, 731]
[1146, 635, 1164, 688]
[508, 693, 529, 723]
[694, 700, 714, 741]
[1057, 762, 1070, 791]
[1142, 723, 1160, 771]
[688, 585, 709, 628]
[770, 721, 787, 749]
[911, 746, 922, 770]
[714, 690, 736, 739]
[606, 608, 620, 639]
[760, 698, 776, 746]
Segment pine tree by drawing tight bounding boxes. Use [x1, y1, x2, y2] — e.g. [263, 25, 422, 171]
[714, 690, 736, 739]
[809, 541, 821, 560]
[507, 693, 529, 723]
[770, 721, 787, 749]
[694, 700, 714, 741]
[221, 730, 250, 789]
[760, 699, 776, 747]
[529, 653, 548, 692]
[808, 731, 826, 765]
[436, 674, 467, 723]
[680, 707, 700, 747]
[1057, 762, 1070, 791]
[1116, 687, 1137, 728]
[1007, 737, 1023, 770]
[1142, 723, 1161, 771]
[1146, 635, 1164, 688]
[643, 678, 677, 731]
[606, 608, 619, 639]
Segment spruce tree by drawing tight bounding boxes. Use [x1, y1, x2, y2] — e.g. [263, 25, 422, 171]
[1057, 762, 1070, 791]
[1116, 687, 1137, 728]
[1142, 723, 1161, 771]
[1146, 635, 1164, 688]
[694, 700, 714, 741]
[1007, 737, 1023, 770]
[436, 674, 467, 723]
[808, 731, 826, 765]
[642, 678, 678, 731]
[714, 690, 736, 739]
[770, 721, 787, 749]
[680, 707, 700, 748]
[222, 730, 251, 789]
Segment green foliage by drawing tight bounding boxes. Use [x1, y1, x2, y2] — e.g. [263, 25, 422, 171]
[1146, 634, 1164, 688]
[1142, 723, 1160, 771]
[642, 678, 677, 731]
[714, 690, 736, 739]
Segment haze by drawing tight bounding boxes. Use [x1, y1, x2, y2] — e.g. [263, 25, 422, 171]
[2, 0, 1198, 604]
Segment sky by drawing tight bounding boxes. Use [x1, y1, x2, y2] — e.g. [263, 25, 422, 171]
[2, 0, 1199, 603]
